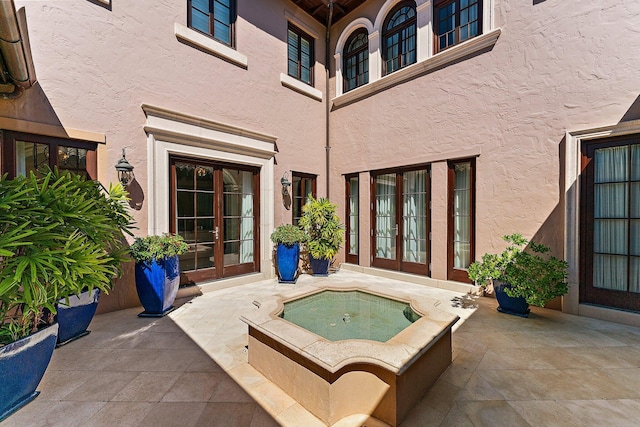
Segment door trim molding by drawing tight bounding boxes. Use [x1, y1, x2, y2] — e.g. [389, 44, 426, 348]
[565, 119, 640, 315]
[143, 104, 276, 279]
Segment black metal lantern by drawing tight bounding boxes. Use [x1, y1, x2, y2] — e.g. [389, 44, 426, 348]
[281, 172, 291, 196]
[115, 148, 135, 186]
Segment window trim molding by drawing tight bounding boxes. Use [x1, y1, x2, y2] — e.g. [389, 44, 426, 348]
[174, 22, 248, 69]
[280, 73, 323, 101]
[333, 27, 500, 107]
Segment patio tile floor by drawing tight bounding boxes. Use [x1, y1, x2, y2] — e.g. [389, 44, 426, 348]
[4, 270, 640, 426]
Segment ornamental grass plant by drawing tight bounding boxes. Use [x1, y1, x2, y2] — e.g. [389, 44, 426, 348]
[0, 170, 134, 345]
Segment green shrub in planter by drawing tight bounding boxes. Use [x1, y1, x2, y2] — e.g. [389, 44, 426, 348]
[129, 234, 189, 263]
[270, 224, 307, 247]
[468, 233, 568, 307]
[298, 196, 344, 261]
[0, 170, 134, 345]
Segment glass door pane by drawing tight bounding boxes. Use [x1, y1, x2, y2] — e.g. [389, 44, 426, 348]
[348, 177, 359, 255]
[402, 170, 427, 264]
[176, 162, 216, 272]
[375, 173, 396, 260]
[453, 162, 471, 268]
[222, 168, 254, 267]
[593, 146, 629, 290]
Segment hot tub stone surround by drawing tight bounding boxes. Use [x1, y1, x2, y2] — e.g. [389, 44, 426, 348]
[240, 282, 460, 426]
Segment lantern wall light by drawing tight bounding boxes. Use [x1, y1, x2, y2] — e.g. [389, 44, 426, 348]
[281, 172, 291, 196]
[115, 148, 135, 186]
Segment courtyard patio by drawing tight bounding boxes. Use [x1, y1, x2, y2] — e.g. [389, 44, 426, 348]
[4, 269, 640, 427]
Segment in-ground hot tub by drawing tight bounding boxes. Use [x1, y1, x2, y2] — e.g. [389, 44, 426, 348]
[241, 284, 459, 426]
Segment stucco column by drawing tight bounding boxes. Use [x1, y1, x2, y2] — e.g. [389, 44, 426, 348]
[416, 0, 432, 61]
[334, 52, 342, 97]
[359, 171, 371, 267]
[368, 31, 381, 82]
[430, 161, 448, 280]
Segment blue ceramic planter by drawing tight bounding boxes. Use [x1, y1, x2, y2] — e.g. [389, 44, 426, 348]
[0, 323, 58, 421]
[276, 243, 300, 283]
[309, 255, 330, 276]
[494, 281, 530, 317]
[56, 288, 100, 346]
[135, 256, 180, 317]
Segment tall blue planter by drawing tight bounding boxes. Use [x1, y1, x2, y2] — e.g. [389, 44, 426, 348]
[135, 256, 180, 317]
[494, 281, 530, 317]
[0, 323, 58, 421]
[309, 255, 330, 276]
[56, 288, 100, 346]
[276, 243, 300, 283]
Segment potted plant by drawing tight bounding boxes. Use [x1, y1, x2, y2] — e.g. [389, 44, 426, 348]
[0, 170, 133, 421]
[468, 234, 568, 317]
[55, 175, 133, 346]
[130, 233, 189, 317]
[298, 196, 344, 276]
[271, 224, 307, 283]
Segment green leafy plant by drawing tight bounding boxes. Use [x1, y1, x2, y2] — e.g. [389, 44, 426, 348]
[270, 224, 307, 247]
[0, 170, 134, 345]
[129, 233, 189, 263]
[468, 234, 568, 307]
[298, 195, 344, 260]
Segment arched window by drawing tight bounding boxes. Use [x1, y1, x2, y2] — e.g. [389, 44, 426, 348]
[382, 1, 416, 76]
[343, 29, 369, 92]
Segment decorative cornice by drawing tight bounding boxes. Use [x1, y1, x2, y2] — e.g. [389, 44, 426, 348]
[141, 104, 277, 159]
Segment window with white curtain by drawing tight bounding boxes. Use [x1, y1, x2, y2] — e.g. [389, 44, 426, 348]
[375, 173, 397, 259]
[346, 175, 359, 261]
[403, 169, 428, 264]
[592, 144, 639, 292]
[581, 137, 640, 312]
[448, 159, 475, 283]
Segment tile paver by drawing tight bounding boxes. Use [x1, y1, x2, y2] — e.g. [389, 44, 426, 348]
[4, 269, 640, 426]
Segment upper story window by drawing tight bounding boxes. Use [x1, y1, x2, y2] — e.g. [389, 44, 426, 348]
[435, 0, 481, 53]
[188, 0, 235, 47]
[382, 1, 417, 76]
[343, 29, 369, 92]
[287, 24, 315, 86]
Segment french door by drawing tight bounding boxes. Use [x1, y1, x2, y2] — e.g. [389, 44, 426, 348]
[371, 167, 430, 275]
[170, 157, 259, 283]
[581, 136, 640, 311]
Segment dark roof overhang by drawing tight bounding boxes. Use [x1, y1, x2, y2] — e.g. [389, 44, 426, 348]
[290, 0, 368, 26]
[0, 0, 36, 99]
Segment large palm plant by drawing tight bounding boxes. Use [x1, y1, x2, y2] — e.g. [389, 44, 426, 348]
[0, 170, 134, 345]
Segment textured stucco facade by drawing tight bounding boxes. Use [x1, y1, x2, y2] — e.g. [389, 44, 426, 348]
[1, 0, 639, 324]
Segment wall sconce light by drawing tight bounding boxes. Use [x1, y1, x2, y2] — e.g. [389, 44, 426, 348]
[115, 148, 135, 186]
[280, 172, 291, 196]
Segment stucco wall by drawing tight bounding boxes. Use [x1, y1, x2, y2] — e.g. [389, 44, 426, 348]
[3, 0, 329, 311]
[328, 0, 640, 285]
